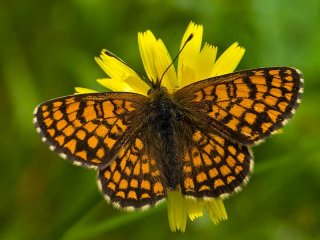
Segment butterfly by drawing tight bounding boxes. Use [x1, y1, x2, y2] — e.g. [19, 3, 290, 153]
[33, 67, 303, 210]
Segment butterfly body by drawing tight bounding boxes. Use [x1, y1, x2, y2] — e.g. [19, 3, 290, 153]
[34, 67, 303, 209]
[135, 86, 189, 190]
[147, 90, 181, 189]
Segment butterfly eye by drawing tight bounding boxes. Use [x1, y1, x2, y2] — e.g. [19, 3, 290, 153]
[160, 86, 168, 92]
[147, 88, 155, 95]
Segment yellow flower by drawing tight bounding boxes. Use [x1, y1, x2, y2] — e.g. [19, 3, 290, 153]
[77, 21, 245, 232]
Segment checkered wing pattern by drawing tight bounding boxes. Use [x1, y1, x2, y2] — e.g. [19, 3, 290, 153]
[33, 92, 147, 168]
[180, 126, 252, 198]
[98, 136, 166, 209]
[175, 67, 303, 145]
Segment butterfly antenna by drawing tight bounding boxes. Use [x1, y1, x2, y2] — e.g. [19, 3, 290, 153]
[159, 33, 194, 85]
[103, 50, 153, 87]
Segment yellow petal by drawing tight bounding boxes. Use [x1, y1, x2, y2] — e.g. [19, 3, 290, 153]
[138, 31, 177, 92]
[97, 78, 137, 93]
[167, 190, 187, 232]
[185, 197, 203, 221]
[194, 43, 218, 81]
[178, 21, 203, 87]
[204, 198, 228, 224]
[95, 51, 149, 95]
[74, 87, 98, 94]
[211, 42, 245, 76]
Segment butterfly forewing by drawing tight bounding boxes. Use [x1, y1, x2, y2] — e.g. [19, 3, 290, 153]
[174, 67, 303, 145]
[33, 92, 148, 168]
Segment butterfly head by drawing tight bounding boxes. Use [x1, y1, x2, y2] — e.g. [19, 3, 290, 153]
[147, 84, 168, 96]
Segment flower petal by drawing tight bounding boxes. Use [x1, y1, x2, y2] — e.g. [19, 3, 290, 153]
[95, 51, 150, 95]
[204, 198, 228, 224]
[138, 31, 177, 92]
[167, 190, 187, 232]
[97, 78, 136, 93]
[185, 197, 204, 221]
[194, 43, 218, 81]
[178, 22, 203, 87]
[74, 87, 98, 94]
[211, 42, 245, 76]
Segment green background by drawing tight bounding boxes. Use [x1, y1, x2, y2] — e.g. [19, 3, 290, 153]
[1, 0, 320, 239]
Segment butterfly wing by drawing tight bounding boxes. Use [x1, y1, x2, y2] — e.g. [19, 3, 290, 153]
[179, 125, 253, 198]
[174, 67, 303, 145]
[33, 92, 148, 169]
[98, 135, 166, 209]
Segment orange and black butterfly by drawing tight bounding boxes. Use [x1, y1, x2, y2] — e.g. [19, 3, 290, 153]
[33, 67, 303, 209]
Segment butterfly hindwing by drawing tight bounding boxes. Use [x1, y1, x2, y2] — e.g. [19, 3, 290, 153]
[98, 136, 166, 209]
[33, 92, 148, 168]
[175, 67, 303, 145]
[180, 126, 253, 198]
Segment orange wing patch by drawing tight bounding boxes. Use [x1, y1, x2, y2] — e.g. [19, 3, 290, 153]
[180, 128, 253, 198]
[98, 136, 166, 209]
[34, 93, 147, 168]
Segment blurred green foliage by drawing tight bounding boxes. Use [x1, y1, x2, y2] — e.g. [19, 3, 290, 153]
[1, 0, 320, 239]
